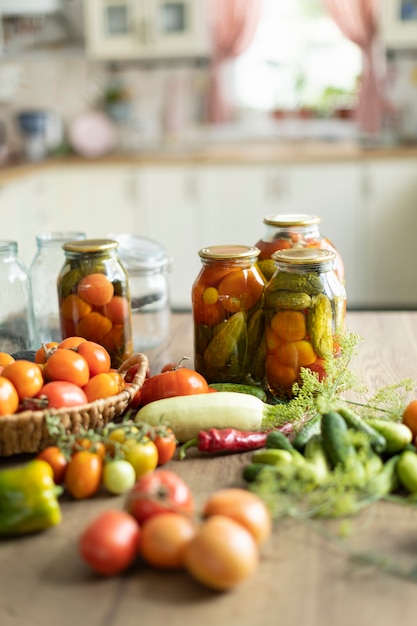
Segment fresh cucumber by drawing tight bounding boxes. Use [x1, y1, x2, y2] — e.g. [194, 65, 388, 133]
[366, 418, 413, 453]
[337, 406, 387, 454]
[292, 413, 322, 451]
[304, 434, 330, 484]
[265, 430, 294, 453]
[208, 383, 267, 402]
[321, 410, 366, 486]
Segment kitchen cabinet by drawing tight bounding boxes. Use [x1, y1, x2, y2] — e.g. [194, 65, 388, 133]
[362, 159, 417, 308]
[84, 0, 210, 60]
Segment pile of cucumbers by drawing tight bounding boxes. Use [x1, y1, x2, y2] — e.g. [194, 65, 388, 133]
[243, 406, 417, 518]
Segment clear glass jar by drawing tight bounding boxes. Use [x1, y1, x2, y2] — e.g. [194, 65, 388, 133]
[57, 238, 133, 368]
[254, 213, 345, 284]
[0, 240, 35, 353]
[264, 248, 346, 400]
[29, 231, 86, 346]
[108, 234, 172, 353]
[192, 245, 266, 384]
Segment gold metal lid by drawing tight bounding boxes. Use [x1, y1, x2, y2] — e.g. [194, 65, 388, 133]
[198, 245, 260, 260]
[272, 248, 335, 265]
[263, 214, 320, 227]
[62, 238, 119, 253]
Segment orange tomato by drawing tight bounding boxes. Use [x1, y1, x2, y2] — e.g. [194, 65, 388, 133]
[265, 355, 297, 391]
[77, 341, 111, 376]
[58, 336, 87, 350]
[77, 273, 114, 307]
[44, 349, 90, 387]
[139, 512, 196, 569]
[276, 340, 316, 368]
[100, 295, 130, 324]
[35, 342, 59, 364]
[184, 515, 259, 591]
[0, 352, 15, 368]
[203, 488, 272, 546]
[403, 399, 417, 439]
[2, 360, 44, 401]
[270, 310, 306, 342]
[37, 446, 68, 484]
[65, 451, 103, 499]
[0, 376, 19, 415]
[76, 312, 113, 342]
[83, 372, 120, 402]
[60, 294, 92, 321]
[218, 268, 264, 313]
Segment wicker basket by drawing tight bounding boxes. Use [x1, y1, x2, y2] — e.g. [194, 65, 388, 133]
[0, 352, 149, 457]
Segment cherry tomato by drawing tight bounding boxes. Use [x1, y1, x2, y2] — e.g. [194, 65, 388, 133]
[184, 515, 259, 591]
[203, 488, 272, 546]
[76, 341, 111, 376]
[139, 367, 209, 407]
[36, 381, 88, 409]
[0, 376, 19, 415]
[152, 427, 177, 465]
[83, 372, 120, 403]
[139, 512, 196, 569]
[103, 459, 136, 495]
[2, 360, 44, 401]
[58, 336, 87, 350]
[35, 342, 59, 364]
[37, 446, 68, 484]
[44, 349, 90, 387]
[79, 510, 140, 576]
[218, 268, 264, 313]
[125, 469, 194, 524]
[123, 438, 159, 479]
[403, 399, 417, 439]
[73, 438, 107, 460]
[65, 451, 103, 499]
[0, 352, 15, 367]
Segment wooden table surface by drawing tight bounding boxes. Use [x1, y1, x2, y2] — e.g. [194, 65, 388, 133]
[2, 311, 417, 626]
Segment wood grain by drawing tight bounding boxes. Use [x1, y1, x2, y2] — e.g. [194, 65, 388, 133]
[1, 311, 417, 626]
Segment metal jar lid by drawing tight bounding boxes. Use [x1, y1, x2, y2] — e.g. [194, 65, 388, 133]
[62, 238, 118, 253]
[263, 214, 320, 227]
[198, 245, 260, 261]
[272, 248, 336, 269]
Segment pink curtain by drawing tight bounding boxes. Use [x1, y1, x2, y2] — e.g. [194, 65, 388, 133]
[322, 0, 384, 136]
[208, 0, 262, 123]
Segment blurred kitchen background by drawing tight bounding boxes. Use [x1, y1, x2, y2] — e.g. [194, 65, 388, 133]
[1, 0, 417, 312]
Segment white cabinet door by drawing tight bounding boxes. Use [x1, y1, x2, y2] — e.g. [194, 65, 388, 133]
[288, 162, 365, 308]
[139, 165, 204, 309]
[363, 159, 417, 308]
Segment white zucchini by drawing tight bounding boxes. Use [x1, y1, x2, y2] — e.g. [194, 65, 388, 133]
[135, 391, 270, 442]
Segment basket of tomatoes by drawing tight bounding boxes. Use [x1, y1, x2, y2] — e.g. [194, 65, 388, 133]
[0, 337, 149, 457]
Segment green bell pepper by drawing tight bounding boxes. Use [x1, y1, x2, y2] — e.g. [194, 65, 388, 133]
[0, 459, 62, 536]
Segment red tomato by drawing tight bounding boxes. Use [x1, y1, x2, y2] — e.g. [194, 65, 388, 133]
[125, 469, 194, 524]
[36, 381, 88, 409]
[76, 341, 111, 376]
[44, 349, 90, 387]
[139, 367, 209, 407]
[65, 451, 103, 499]
[79, 510, 140, 576]
[37, 446, 68, 484]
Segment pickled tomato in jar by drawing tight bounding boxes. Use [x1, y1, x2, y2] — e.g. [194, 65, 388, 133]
[192, 245, 266, 384]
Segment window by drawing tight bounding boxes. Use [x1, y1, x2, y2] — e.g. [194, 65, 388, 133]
[233, 0, 361, 116]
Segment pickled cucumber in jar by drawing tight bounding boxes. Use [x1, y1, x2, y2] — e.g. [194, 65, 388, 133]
[57, 239, 133, 368]
[192, 245, 265, 384]
[264, 248, 346, 400]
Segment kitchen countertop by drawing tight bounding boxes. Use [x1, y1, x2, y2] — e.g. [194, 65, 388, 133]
[1, 140, 417, 184]
[2, 310, 417, 626]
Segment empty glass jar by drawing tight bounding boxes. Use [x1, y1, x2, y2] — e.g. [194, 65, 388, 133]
[29, 231, 86, 346]
[0, 240, 35, 353]
[108, 234, 172, 353]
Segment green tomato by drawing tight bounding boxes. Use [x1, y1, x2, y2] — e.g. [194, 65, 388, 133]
[123, 438, 159, 479]
[103, 459, 136, 495]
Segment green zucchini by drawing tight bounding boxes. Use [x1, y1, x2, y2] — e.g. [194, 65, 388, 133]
[292, 413, 322, 451]
[366, 418, 413, 453]
[208, 382, 267, 402]
[337, 406, 387, 454]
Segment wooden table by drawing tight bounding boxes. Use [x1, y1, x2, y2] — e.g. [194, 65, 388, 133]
[2, 311, 417, 626]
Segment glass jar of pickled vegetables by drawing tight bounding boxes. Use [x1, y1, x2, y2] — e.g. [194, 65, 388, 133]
[192, 245, 266, 384]
[264, 248, 346, 400]
[254, 213, 345, 284]
[57, 238, 133, 368]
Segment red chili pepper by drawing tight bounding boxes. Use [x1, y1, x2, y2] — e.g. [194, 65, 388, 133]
[179, 423, 293, 460]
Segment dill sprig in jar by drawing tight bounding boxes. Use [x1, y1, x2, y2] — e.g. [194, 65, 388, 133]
[264, 248, 346, 400]
[57, 238, 133, 368]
